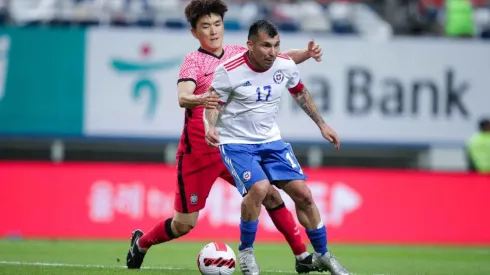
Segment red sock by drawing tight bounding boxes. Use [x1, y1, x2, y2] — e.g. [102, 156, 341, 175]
[137, 218, 176, 251]
[267, 204, 307, 256]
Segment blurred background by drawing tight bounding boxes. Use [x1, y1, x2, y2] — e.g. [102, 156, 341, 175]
[0, 0, 490, 261]
[0, 0, 489, 171]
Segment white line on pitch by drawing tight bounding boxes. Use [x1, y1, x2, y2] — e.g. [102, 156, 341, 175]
[0, 260, 391, 275]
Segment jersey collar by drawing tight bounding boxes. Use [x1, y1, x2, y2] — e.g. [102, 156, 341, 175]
[198, 47, 225, 59]
[244, 51, 270, 73]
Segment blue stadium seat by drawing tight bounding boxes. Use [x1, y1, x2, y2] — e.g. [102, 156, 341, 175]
[224, 20, 242, 31]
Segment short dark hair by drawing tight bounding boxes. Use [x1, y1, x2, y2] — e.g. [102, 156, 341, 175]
[184, 0, 228, 29]
[248, 20, 279, 40]
[479, 118, 490, 131]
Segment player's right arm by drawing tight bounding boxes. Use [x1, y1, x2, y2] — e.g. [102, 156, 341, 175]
[177, 55, 219, 108]
[203, 65, 233, 148]
[203, 92, 224, 148]
[177, 81, 197, 108]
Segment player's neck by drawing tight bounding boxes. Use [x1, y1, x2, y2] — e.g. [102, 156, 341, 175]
[245, 51, 267, 71]
[200, 46, 223, 57]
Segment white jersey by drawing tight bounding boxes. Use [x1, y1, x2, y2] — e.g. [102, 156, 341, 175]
[210, 51, 304, 145]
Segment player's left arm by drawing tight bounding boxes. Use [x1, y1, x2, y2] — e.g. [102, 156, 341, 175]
[290, 84, 325, 127]
[290, 85, 340, 149]
[288, 62, 340, 149]
[284, 40, 322, 64]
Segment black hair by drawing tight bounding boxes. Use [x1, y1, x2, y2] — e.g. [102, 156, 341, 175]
[185, 0, 228, 29]
[248, 20, 279, 40]
[479, 118, 490, 131]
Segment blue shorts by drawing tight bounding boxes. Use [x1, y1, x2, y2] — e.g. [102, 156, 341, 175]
[219, 139, 307, 195]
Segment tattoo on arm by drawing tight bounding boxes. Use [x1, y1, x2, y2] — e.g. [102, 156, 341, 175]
[203, 104, 223, 131]
[292, 86, 325, 127]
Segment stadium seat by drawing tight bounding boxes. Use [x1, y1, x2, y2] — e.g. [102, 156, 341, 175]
[9, 0, 58, 25]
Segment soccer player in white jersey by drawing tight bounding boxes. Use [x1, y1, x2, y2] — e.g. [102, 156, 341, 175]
[203, 20, 351, 275]
[126, 1, 326, 274]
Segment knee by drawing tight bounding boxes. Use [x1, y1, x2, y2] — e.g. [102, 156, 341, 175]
[246, 180, 270, 205]
[172, 220, 194, 237]
[292, 183, 314, 209]
[262, 186, 284, 209]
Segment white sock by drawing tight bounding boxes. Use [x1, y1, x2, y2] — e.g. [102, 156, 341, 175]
[316, 221, 324, 229]
[295, 252, 309, 261]
[315, 251, 329, 257]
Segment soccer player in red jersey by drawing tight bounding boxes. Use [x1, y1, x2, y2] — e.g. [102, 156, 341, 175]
[126, 1, 323, 273]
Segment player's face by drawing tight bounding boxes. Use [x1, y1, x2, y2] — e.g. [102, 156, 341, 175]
[248, 30, 280, 70]
[192, 13, 224, 53]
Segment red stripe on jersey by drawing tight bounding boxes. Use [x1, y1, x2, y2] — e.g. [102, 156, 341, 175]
[277, 53, 290, 60]
[288, 80, 304, 94]
[243, 53, 268, 73]
[213, 242, 228, 252]
[224, 58, 244, 71]
[225, 60, 245, 71]
[223, 56, 244, 68]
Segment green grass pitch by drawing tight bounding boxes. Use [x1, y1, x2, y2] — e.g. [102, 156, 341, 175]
[0, 239, 489, 275]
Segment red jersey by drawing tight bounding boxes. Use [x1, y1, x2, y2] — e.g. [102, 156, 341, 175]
[177, 45, 247, 154]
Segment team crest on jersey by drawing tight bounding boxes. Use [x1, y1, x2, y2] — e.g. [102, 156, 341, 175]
[190, 193, 198, 205]
[242, 171, 252, 182]
[273, 70, 285, 84]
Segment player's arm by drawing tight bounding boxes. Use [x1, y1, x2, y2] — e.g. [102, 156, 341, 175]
[290, 85, 325, 127]
[177, 54, 219, 108]
[287, 62, 340, 149]
[203, 65, 231, 130]
[177, 81, 198, 108]
[203, 105, 223, 148]
[177, 81, 219, 109]
[284, 40, 322, 64]
[203, 92, 224, 132]
[203, 89, 225, 148]
[202, 65, 232, 147]
[290, 85, 340, 149]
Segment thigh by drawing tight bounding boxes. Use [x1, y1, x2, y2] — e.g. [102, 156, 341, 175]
[174, 153, 222, 213]
[219, 144, 268, 196]
[260, 140, 307, 184]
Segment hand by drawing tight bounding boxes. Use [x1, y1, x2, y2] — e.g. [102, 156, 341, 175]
[205, 127, 220, 148]
[307, 40, 322, 62]
[320, 124, 340, 150]
[200, 92, 220, 109]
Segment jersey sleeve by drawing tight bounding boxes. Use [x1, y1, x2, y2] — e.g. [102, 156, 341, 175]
[177, 54, 197, 84]
[286, 62, 304, 94]
[211, 65, 233, 104]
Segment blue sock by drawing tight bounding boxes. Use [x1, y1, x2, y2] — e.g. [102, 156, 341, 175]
[306, 225, 328, 255]
[238, 219, 258, 251]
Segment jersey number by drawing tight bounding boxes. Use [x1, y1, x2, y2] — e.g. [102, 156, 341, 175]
[286, 152, 298, 168]
[256, 85, 272, 102]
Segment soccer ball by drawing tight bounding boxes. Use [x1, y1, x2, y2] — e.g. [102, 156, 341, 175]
[197, 242, 236, 275]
